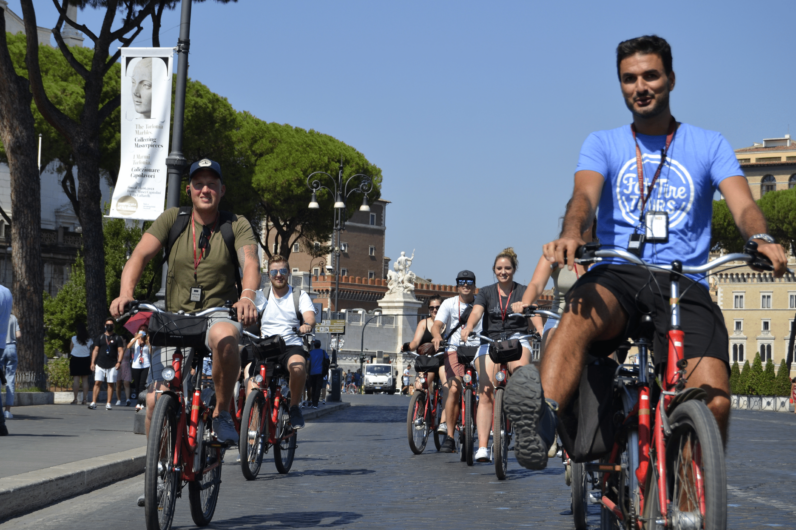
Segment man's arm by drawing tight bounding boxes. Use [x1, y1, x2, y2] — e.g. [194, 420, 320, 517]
[116, 345, 124, 367]
[90, 345, 98, 370]
[299, 310, 316, 334]
[110, 233, 163, 317]
[234, 243, 263, 327]
[719, 176, 788, 277]
[431, 320, 446, 350]
[543, 170, 604, 269]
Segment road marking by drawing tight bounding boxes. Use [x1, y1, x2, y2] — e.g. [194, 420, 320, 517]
[727, 485, 796, 516]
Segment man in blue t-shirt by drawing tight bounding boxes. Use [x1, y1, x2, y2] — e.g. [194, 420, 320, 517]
[307, 340, 329, 408]
[506, 35, 788, 472]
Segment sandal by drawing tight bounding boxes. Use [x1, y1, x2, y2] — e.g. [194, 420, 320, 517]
[70, 399, 77, 405]
[81, 401, 87, 405]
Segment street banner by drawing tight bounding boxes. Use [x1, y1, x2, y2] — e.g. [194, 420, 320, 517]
[108, 48, 174, 220]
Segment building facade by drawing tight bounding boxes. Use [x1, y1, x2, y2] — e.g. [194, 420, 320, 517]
[734, 135, 796, 199]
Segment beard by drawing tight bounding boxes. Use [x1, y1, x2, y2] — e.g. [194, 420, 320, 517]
[625, 88, 670, 121]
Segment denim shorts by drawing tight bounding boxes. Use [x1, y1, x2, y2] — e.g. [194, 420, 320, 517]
[474, 332, 531, 359]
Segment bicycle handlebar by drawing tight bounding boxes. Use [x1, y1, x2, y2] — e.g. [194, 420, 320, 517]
[116, 301, 235, 322]
[406, 351, 447, 358]
[468, 332, 539, 343]
[509, 310, 561, 321]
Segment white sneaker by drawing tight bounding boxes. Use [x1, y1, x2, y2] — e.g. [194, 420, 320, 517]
[547, 437, 559, 458]
[475, 447, 490, 462]
[115, 400, 122, 406]
[437, 422, 447, 434]
[106, 403, 112, 410]
[4, 411, 12, 419]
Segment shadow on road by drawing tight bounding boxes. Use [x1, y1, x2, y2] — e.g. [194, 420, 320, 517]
[189, 511, 362, 529]
[315, 405, 405, 423]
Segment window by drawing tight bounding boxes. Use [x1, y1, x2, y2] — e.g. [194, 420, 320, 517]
[761, 174, 776, 196]
[340, 268, 348, 276]
[340, 242, 348, 253]
[292, 267, 299, 274]
[368, 271, 375, 279]
[369, 213, 376, 226]
[761, 293, 772, 309]
[733, 294, 744, 309]
[790, 293, 796, 309]
[732, 344, 739, 363]
[292, 242, 300, 253]
[761, 344, 772, 362]
[762, 320, 770, 332]
[737, 158, 750, 164]
[0, 222, 4, 239]
[369, 245, 375, 257]
[312, 267, 320, 277]
[314, 242, 321, 250]
[734, 320, 742, 332]
[737, 344, 745, 362]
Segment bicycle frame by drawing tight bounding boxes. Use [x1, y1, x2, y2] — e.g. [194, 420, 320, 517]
[248, 361, 291, 447]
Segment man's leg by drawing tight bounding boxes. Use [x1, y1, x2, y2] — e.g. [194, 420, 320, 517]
[144, 381, 169, 436]
[287, 354, 307, 408]
[445, 377, 462, 439]
[208, 322, 241, 419]
[683, 356, 731, 448]
[93, 379, 102, 405]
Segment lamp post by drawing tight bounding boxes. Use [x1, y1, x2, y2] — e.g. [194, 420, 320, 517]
[307, 161, 372, 401]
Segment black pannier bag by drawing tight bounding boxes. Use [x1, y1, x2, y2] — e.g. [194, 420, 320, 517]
[488, 339, 523, 364]
[148, 312, 208, 350]
[414, 354, 441, 372]
[557, 357, 623, 463]
[456, 345, 479, 365]
[251, 335, 286, 361]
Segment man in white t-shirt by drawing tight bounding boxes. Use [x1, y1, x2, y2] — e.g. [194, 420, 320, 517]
[431, 270, 482, 453]
[252, 255, 316, 429]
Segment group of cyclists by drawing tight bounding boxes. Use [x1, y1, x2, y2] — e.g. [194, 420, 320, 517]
[109, 33, 789, 528]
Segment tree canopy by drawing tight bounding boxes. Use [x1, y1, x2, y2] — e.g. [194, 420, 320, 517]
[711, 187, 796, 255]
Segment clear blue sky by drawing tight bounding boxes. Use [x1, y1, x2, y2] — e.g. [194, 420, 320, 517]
[11, 0, 796, 286]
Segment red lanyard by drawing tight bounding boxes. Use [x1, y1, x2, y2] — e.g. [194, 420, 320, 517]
[192, 213, 218, 281]
[631, 118, 677, 214]
[498, 285, 514, 321]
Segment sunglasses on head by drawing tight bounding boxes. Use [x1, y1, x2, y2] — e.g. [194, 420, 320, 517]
[457, 279, 474, 286]
[269, 268, 289, 278]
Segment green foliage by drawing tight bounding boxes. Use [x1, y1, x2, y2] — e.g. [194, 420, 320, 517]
[103, 218, 159, 304]
[760, 360, 776, 396]
[729, 362, 741, 394]
[46, 357, 72, 389]
[711, 188, 796, 255]
[774, 359, 792, 397]
[746, 353, 764, 396]
[737, 360, 751, 395]
[711, 199, 744, 253]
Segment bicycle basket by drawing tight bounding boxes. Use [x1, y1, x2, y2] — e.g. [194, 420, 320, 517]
[488, 339, 523, 364]
[414, 354, 441, 372]
[456, 345, 479, 365]
[251, 334, 286, 361]
[148, 312, 208, 350]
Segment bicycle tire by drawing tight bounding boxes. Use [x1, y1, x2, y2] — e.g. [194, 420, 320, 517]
[571, 461, 588, 529]
[407, 391, 429, 454]
[239, 391, 266, 480]
[664, 400, 727, 530]
[493, 387, 509, 480]
[642, 467, 664, 530]
[144, 394, 179, 530]
[464, 387, 474, 466]
[273, 402, 297, 474]
[188, 412, 222, 527]
[433, 388, 444, 451]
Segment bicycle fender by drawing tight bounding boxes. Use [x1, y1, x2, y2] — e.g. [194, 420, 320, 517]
[665, 387, 708, 414]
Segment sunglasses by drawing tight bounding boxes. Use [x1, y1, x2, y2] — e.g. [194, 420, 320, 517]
[429, 306, 441, 311]
[457, 279, 475, 286]
[269, 268, 289, 278]
[198, 226, 211, 251]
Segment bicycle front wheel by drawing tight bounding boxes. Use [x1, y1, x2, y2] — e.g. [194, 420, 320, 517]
[571, 461, 588, 529]
[144, 394, 179, 530]
[464, 388, 475, 466]
[188, 412, 222, 527]
[273, 402, 297, 474]
[664, 400, 727, 530]
[433, 389, 444, 451]
[239, 391, 266, 480]
[493, 387, 509, 480]
[407, 391, 430, 454]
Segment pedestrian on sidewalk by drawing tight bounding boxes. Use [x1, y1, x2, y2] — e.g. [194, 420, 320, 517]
[116, 341, 133, 407]
[2, 313, 19, 419]
[69, 322, 93, 404]
[308, 340, 329, 408]
[0, 284, 12, 434]
[128, 325, 151, 411]
[89, 317, 124, 410]
[401, 365, 411, 396]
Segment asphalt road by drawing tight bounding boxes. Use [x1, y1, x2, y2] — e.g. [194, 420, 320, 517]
[4, 395, 796, 529]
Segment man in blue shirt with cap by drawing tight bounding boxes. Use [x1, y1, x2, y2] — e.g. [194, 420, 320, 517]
[308, 340, 329, 408]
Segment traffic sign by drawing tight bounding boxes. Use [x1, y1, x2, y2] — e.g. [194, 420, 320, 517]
[317, 319, 346, 334]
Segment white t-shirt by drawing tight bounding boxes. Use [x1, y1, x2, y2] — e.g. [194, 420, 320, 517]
[435, 296, 482, 349]
[131, 342, 151, 369]
[260, 287, 316, 347]
[70, 336, 93, 358]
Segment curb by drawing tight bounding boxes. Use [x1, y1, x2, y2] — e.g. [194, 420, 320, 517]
[0, 400, 350, 521]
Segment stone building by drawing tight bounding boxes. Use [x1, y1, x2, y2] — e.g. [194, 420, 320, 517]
[734, 134, 796, 199]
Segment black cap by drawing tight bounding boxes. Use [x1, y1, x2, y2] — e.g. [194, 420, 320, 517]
[189, 158, 222, 181]
[456, 270, 476, 282]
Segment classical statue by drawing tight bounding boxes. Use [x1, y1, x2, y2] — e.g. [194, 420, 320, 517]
[386, 250, 417, 294]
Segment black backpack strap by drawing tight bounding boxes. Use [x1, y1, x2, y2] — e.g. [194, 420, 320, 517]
[164, 206, 193, 265]
[218, 211, 241, 298]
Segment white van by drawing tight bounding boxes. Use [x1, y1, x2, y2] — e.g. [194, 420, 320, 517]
[363, 364, 396, 394]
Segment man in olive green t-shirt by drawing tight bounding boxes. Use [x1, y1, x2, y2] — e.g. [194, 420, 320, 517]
[110, 159, 260, 447]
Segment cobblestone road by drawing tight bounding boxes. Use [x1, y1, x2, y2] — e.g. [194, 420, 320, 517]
[5, 396, 796, 529]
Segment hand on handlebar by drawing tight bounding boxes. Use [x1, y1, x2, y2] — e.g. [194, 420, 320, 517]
[110, 296, 135, 319]
[543, 233, 585, 271]
[753, 241, 788, 277]
[298, 324, 314, 335]
[510, 301, 528, 314]
[233, 298, 257, 327]
[432, 337, 443, 351]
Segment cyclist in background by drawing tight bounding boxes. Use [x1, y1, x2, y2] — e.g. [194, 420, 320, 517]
[505, 35, 787, 472]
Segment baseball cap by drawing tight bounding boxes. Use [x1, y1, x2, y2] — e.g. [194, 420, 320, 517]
[189, 158, 222, 181]
[456, 270, 476, 282]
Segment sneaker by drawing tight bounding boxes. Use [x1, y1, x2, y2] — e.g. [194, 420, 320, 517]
[137, 494, 145, 507]
[126, 399, 131, 407]
[548, 437, 559, 459]
[475, 447, 490, 462]
[312, 405, 318, 409]
[321, 400, 325, 405]
[88, 403, 97, 410]
[437, 422, 448, 434]
[115, 400, 121, 406]
[212, 411, 238, 445]
[4, 411, 12, 419]
[106, 403, 112, 410]
[289, 405, 305, 430]
[137, 478, 164, 507]
[439, 436, 456, 453]
[503, 364, 556, 471]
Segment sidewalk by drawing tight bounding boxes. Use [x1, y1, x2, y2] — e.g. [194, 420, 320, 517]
[0, 399, 350, 521]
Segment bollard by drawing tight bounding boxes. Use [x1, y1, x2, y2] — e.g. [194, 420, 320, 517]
[329, 368, 342, 402]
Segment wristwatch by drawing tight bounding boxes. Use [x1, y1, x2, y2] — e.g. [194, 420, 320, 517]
[748, 234, 775, 245]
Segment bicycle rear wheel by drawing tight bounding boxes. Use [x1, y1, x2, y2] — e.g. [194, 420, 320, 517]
[239, 391, 266, 480]
[188, 413, 222, 526]
[571, 461, 588, 529]
[464, 388, 475, 466]
[433, 389, 444, 451]
[493, 387, 509, 480]
[273, 402, 297, 474]
[407, 391, 430, 454]
[664, 400, 727, 530]
[144, 394, 179, 530]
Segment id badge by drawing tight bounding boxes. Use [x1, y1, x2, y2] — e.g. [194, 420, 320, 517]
[644, 211, 669, 242]
[190, 286, 203, 303]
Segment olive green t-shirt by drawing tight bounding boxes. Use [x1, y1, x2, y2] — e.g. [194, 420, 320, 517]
[147, 207, 258, 313]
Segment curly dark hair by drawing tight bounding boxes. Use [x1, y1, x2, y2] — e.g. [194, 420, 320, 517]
[616, 35, 672, 79]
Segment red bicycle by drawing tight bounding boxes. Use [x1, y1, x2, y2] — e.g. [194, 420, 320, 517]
[406, 350, 446, 454]
[575, 241, 781, 530]
[455, 345, 479, 465]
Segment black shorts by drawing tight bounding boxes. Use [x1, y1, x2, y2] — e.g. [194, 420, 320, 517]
[242, 345, 307, 378]
[568, 264, 729, 371]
